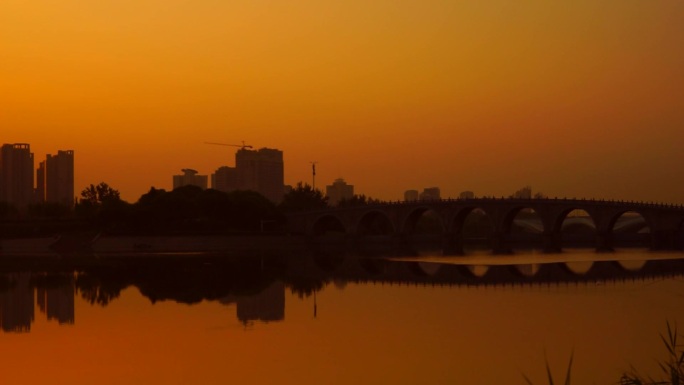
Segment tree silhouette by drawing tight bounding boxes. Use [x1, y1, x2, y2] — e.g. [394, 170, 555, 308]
[337, 194, 380, 207]
[279, 182, 328, 212]
[79, 182, 121, 204]
[75, 182, 129, 223]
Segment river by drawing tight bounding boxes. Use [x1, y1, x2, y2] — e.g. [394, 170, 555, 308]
[0, 249, 682, 384]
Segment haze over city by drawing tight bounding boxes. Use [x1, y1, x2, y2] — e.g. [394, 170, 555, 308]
[2, 1, 683, 203]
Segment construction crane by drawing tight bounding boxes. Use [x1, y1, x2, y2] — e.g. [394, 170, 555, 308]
[205, 141, 253, 150]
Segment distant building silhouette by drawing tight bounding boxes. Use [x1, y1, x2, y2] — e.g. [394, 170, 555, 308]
[326, 178, 354, 206]
[36, 150, 75, 207]
[404, 190, 419, 201]
[211, 166, 238, 193]
[235, 148, 284, 203]
[459, 191, 475, 199]
[36, 161, 45, 203]
[173, 169, 208, 189]
[209, 147, 285, 202]
[0, 143, 34, 208]
[420, 187, 441, 201]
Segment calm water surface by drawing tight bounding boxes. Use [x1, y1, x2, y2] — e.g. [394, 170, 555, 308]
[1, 250, 683, 384]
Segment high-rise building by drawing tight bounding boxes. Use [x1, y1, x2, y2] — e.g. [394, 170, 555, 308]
[235, 148, 284, 203]
[326, 178, 354, 206]
[211, 166, 238, 193]
[0, 143, 34, 208]
[404, 190, 419, 201]
[420, 187, 441, 201]
[173, 169, 208, 190]
[36, 161, 45, 203]
[37, 150, 75, 207]
[459, 191, 475, 199]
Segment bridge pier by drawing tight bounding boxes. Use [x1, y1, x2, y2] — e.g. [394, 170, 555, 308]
[542, 232, 562, 253]
[442, 233, 464, 256]
[491, 232, 512, 255]
[596, 232, 614, 253]
[650, 229, 681, 251]
[391, 233, 417, 256]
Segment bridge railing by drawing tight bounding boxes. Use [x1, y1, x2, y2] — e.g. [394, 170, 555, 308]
[360, 197, 684, 210]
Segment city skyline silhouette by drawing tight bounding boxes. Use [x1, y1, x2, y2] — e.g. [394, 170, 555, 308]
[2, 1, 683, 204]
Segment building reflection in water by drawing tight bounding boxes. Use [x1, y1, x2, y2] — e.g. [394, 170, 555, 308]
[0, 252, 683, 334]
[0, 273, 34, 333]
[220, 281, 286, 325]
[0, 272, 75, 333]
[37, 283, 75, 325]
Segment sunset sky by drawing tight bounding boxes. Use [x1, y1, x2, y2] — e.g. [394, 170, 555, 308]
[2, 1, 683, 203]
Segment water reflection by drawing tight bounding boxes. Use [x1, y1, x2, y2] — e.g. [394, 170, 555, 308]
[0, 273, 34, 332]
[0, 252, 683, 334]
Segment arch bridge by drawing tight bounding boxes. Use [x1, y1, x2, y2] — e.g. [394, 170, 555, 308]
[285, 198, 684, 254]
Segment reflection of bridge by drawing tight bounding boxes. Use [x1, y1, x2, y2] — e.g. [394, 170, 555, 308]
[286, 198, 684, 253]
[305, 254, 684, 289]
[3, 253, 684, 333]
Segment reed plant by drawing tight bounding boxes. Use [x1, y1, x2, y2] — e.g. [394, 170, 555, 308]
[523, 322, 683, 385]
[523, 351, 573, 385]
[620, 322, 684, 385]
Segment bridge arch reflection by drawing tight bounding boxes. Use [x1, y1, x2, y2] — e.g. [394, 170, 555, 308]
[563, 261, 594, 275]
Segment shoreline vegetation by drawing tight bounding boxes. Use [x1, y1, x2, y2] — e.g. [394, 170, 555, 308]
[0, 183, 328, 239]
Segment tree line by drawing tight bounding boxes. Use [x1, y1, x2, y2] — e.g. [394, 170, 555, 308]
[0, 181, 378, 235]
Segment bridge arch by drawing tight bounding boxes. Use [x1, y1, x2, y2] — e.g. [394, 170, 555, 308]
[397, 206, 447, 254]
[400, 206, 446, 235]
[553, 208, 598, 250]
[607, 210, 652, 249]
[552, 208, 598, 234]
[355, 210, 395, 236]
[310, 214, 347, 237]
[448, 206, 495, 253]
[449, 206, 495, 233]
[500, 206, 545, 251]
[287, 199, 684, 252]
[500, 206, 546, 234]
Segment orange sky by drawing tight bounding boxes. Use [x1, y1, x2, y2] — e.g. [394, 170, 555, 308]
[1, 0, 683, 203]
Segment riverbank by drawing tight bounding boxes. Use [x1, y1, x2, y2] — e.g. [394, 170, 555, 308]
[0, 234, 310, 256]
